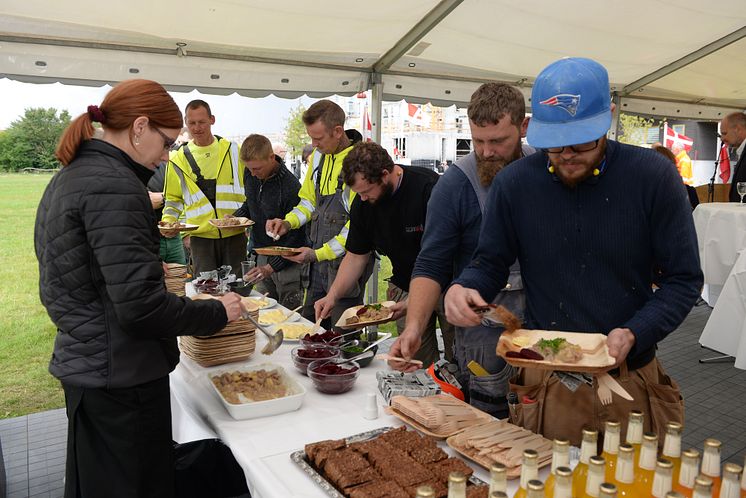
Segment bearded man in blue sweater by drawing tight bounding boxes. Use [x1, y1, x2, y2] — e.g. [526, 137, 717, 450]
[445, 57, 703, 445]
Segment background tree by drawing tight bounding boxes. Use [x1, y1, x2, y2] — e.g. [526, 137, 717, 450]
[283, 104, 308, 158]
[618, 113, 657, 146]
[0, 108, 71, 172]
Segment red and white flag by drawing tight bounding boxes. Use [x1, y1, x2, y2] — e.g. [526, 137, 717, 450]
[407, 103, 422, 125]
[663, 123, 693, 152]
[719, 144, 731, 183]
[362, 106, 372, 142]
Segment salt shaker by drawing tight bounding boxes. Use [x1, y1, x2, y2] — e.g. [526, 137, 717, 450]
[363, 392, 378, 420]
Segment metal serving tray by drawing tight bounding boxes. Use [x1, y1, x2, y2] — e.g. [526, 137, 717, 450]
[289, 426, 487, 498]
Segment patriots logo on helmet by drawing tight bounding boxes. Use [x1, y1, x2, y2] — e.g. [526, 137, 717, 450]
[539, 94, 581, 117]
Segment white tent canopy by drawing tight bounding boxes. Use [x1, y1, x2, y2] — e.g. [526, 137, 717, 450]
[2, 0, 746, 126]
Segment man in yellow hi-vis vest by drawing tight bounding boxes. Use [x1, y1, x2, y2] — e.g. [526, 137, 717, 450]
[161, 100, 246, 275]
[266, 100, 373, 326]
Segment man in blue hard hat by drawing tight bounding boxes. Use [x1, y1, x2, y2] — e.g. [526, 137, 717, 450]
[444, 57, 702, 445]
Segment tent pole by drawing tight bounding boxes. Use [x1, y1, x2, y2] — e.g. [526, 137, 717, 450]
[365, 73, 384, 305]
[609, 94, 621, 141]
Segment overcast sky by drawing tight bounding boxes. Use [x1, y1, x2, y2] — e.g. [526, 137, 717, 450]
[0, 78, 316, 138]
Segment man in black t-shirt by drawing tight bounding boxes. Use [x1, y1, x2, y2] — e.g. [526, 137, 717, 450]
[314, 142, 445, 366]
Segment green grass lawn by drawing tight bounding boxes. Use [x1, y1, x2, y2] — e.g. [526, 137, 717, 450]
[0, 172, 397, 418]
[0, 173, 63, 418]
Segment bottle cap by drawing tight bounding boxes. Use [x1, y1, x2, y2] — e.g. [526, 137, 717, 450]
[363, 392, 378, 420]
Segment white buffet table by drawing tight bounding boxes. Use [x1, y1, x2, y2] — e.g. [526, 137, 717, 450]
[168, 295, 544, 497]
[693, 203, 746, 369]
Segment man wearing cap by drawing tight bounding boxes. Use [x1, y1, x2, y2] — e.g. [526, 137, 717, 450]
[444, 58, 702, 444]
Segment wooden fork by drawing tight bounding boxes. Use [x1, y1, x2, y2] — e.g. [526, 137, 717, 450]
[597, 377, 612, 405]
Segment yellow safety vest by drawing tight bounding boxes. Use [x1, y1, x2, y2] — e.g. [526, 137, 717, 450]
[162, 138, 245, 239]
[284, 146, 356, 261]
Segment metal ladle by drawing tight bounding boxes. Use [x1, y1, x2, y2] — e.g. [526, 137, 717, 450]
[240, 307, 283, 355]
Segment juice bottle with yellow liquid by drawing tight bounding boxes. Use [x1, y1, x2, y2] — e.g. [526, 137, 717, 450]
[415, 485, 435, 498]
[635, 433, 659, 494]
[672, 448, 700, 497]
[448, 471, 467, 498]
[650, 458, 674, 498]
[612, 443, 636, 497]
[602, 421, 622, 482]
[598, 483, 618, 498]
[489, 462, 507, 496]
[667, 493, 686, 498]
[701, 439, 723, 498]
[514, 449, 539, 498]
[662, 422, 683, 486]
[526, 480, 546, 498]
[720, 463, 743, 498]
[693, 476, 714, 498]
[625, 410, 644, 467]
[544, 439, 570, 497]
[551, 467, 572, 498]
[583, 456, 607, 498]
[574, 429, 599, 498]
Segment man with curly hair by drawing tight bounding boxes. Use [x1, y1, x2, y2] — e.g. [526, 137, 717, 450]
[314, 141, 443, 366]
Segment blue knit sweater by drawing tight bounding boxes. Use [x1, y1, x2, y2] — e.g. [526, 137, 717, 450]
[454, 140, 703, 366]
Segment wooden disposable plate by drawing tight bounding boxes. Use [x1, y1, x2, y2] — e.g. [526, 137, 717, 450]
[158, 223, 199, 234]
[384, 395, 493, 440]
[335, 301, 396, 330]
[208, 216, 254, 229]
[253, 246, 302, 256]
[497, 329, 614, 373]
[446, 420, 552, 479]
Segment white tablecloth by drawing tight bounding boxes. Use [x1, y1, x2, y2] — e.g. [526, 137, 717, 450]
[693, 202, 746, 306]
[693, 203, 746, 369]
[169, 293, 545, 496]
[698, 249, 746, 370]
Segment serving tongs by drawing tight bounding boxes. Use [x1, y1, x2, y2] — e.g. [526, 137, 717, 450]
[240, 304, 283, 355]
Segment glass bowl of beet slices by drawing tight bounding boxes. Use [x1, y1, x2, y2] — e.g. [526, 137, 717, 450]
[291, 346, 340, 376]
[307, 359, 360, 394]
[299, 330, 344, 348]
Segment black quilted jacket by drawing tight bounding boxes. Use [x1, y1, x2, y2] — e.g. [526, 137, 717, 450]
[35, 139, 227, 389]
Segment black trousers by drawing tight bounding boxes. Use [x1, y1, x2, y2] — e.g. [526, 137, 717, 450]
[190, 233, 248, 277]
[63, 377, 174, 498]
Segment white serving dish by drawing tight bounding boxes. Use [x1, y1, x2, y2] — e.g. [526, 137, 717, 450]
[208, 363, 306, 420]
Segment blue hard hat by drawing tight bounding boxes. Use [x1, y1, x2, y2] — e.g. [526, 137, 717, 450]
[527, 57, 612, 149]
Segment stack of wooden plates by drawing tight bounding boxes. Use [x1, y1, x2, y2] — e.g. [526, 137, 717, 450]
[165, 263, 189, 296]
[180, 308, 258, 367]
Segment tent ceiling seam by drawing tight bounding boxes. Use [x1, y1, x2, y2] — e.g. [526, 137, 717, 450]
[621, 25, 746, 95]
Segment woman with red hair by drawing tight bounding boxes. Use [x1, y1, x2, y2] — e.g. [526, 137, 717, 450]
[35, 79, 242, 497]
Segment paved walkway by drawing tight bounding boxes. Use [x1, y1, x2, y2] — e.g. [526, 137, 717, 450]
[1, 302, 745, 497]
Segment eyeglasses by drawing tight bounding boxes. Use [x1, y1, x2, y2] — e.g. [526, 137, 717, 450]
[150, 126, 176, 151]
[543, 139, 600, 154]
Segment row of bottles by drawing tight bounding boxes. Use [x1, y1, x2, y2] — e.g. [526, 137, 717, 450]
[509, 410, 745, 498]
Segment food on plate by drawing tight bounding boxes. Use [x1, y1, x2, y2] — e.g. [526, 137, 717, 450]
[511, 336, 533, 348]
[211, 369, 287, 404]
[244, 297, 270, 308]
[345, 303, 391, 325]
[158, 220, 185, 229]
[210, 215, 244, 227]
[259, 309, 290, 325]
[276, 323, 312, 339]
[302, 427, 488, 497]
[505, 349, 545, 361]
[531, 337, 583, 363]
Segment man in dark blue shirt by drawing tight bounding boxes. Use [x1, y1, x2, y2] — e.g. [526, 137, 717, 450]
[445, 58, 702, 444]
[388, 83, 533, 417]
